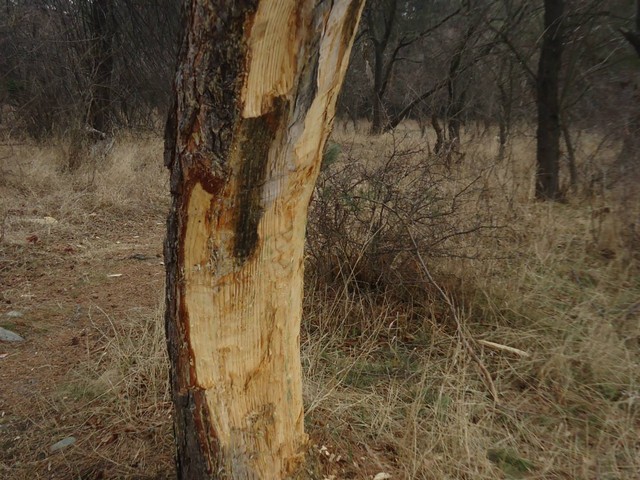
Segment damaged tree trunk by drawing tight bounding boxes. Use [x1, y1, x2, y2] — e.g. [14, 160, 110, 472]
[163, 1, 364, 479]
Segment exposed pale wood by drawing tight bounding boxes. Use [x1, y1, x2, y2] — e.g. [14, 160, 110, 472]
[242, 0, 304, 118]
[165, 1, 365, 478]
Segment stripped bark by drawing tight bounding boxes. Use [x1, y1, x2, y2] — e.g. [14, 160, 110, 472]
[163, 1, 364, 478]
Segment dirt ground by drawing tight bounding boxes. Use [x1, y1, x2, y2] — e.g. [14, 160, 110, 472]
[0, 207, 175, 478]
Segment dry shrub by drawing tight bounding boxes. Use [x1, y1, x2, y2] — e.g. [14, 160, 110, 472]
[308, 129, 498, 298]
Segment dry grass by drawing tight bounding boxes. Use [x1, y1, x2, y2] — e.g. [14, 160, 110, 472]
[1, 126, 638, 479]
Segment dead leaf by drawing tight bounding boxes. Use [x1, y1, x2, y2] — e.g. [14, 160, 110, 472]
[26, 234, 39, 244]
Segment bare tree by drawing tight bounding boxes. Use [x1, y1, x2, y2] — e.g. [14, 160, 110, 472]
[86, 0, 115, 133]
[163, 1, 364, 478]
[535, 0, 565, 200]
[616, 0, 640, 175]
[362, 0, 460, 134]
[383, 1, 502, 133]
[0, 0, 180, 137]
[366, 0, 399, 134]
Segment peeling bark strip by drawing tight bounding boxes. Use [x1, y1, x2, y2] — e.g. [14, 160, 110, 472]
[164, 1, 365, 479]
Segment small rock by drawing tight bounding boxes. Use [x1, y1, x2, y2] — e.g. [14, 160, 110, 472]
[5, 311, 23, 318]
[50, 436, 76, 452]
[0, 327, 24, 343]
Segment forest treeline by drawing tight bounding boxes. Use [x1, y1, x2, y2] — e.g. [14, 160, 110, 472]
[1, 0, 639, 199]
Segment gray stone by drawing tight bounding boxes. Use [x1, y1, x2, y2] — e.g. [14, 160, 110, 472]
[50, 436, 76, 452]
[5, 311, 23, 318]
[0, 327, 24, 342]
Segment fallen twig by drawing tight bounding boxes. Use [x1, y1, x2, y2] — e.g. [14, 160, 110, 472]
[477, 339, 530, 358]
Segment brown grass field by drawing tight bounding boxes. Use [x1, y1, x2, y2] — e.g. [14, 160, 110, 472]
[1, 124, 639, 479]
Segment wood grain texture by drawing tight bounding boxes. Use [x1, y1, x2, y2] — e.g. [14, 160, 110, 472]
[164, 1, 365, 478]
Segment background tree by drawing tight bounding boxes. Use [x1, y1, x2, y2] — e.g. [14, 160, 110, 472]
[0, 0, 180, 137]
[1, 0, 638, 196]
[536, 0, 565, 200]
[616, 0, 640, 179]
[86, 0, 115, 133]
[163, 0, 365, 478]
[355, 0, 460, 133]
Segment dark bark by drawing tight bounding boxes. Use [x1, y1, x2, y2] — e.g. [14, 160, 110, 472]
[382, 6, 498, 134]
[535, 0, 564, 201]
[445, 48, 465, 155]
[164, 3, 250, 475]
[616, 0, 640, 172]
[384, 77, 449, 132]
[497, 83, 510, 161]
[366, 2, 460, 135]
[496, 57, 514, 161]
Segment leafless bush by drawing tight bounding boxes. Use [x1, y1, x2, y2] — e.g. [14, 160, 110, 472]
[307, 132, 498, 295]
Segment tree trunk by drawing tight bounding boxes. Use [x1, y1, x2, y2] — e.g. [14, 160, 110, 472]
[163, 1, 364, 479]
[535, 0, 564, 200]
[366, 0, 398, 135]
[371, 52, 385, 135]
[617, 0, 640, 172]
[561, 121, 577, 189]
[497, 73, 512, 162]
[444, 28, 469, 154]
[87, 0, 114, 133]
